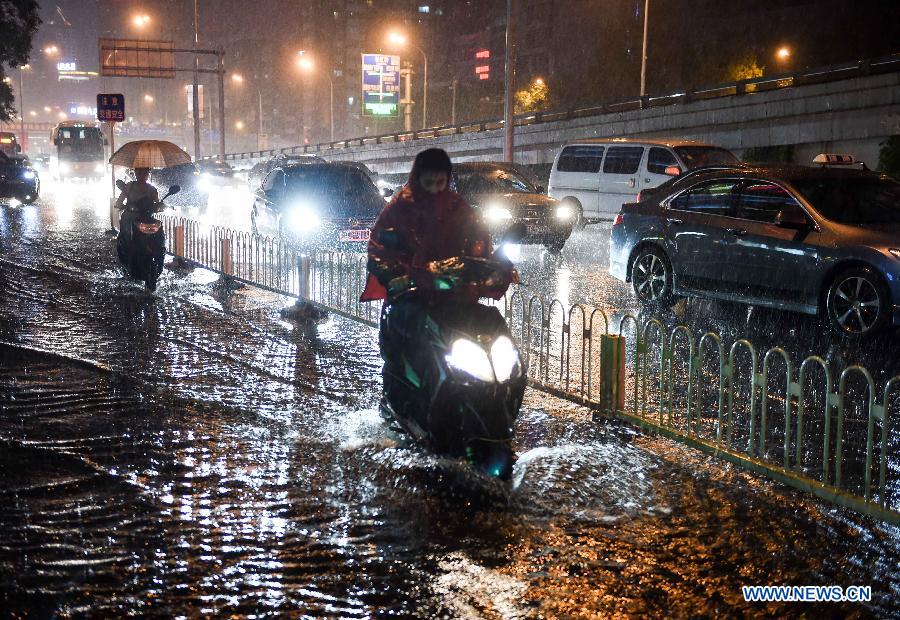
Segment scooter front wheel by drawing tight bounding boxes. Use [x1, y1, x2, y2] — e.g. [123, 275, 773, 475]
[467, 439, 515, 481]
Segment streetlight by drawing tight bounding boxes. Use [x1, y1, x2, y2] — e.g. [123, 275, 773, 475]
[386, 30, 428, 129]
[43, 45, 59, 57]
[234, 120, 245, 131]
[296, 53, 334, 143]
[776, 46, 791, 62]
[143, 94, 154, 103]
[133, 14, 151, 28]
[231, 72, 265, 150]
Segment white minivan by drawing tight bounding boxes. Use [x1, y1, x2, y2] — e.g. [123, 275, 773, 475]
[548, 139, 738, 224]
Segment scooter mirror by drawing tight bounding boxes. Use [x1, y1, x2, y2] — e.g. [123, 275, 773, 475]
[167, 184, 181, 196]
[115, 179, 127, 191]
[499, 223, 527, 246]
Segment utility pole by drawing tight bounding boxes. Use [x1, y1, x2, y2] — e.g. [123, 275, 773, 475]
[640, 0, 649, 97]
[502, 0, 517, 162]
[192, 0, 201, 159]
[18, 67, 25, 151]
[451, 78, 458, 126]
[400, 61, 413, 132]
[217, 51, 225, 160]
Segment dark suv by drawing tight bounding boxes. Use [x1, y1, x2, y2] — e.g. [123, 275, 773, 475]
[609, 162, 900, 337]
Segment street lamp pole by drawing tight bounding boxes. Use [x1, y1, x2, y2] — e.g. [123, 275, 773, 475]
[18, 67, 25, 150]
[639, 0, 649, 97]
[416, 46, 428, 129]
[192, 0, 201, 159]
[502, 0, 517, 162]
[327, 74, 334, 143]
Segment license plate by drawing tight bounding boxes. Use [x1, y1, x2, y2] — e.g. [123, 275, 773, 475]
[339, 228, 370, 242]
[526, 223, 551, 235]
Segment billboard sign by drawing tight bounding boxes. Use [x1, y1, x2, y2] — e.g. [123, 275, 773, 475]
[96, 94, 125, 122]
[99, 38, 176, 79]
[361, 54, 400, 118]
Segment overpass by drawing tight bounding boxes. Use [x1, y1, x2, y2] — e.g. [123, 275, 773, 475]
[224, 54, 900, 174]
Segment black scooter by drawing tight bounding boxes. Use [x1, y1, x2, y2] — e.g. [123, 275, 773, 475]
[378, 226, 527, 480]
[115, 180, 180, 291]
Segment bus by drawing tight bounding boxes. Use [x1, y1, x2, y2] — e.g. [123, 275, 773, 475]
[50, 121, 106, 181]
[0, 131, 21, 158]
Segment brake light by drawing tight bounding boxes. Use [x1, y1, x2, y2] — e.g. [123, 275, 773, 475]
[138, 222, 161, 234]
[613, 213, 624, 226]
[636, 191, 643, 202]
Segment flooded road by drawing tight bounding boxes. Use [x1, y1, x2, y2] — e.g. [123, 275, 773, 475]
[1, 183, 898, 617]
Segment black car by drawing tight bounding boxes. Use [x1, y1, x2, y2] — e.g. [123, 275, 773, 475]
[609, 160, 900, 337]
[248, 153, 325, 189]
[452, 162, 575, 253]
[0, 153, 40, 204]
[252, 162, 385, 250]
[152, 163, 206, 206]
[197, 159, 236, 190]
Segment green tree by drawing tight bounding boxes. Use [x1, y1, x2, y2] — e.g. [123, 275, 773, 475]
[514, 78, 550, 114]
[0, 0, 41, 122]
[726, 56, 765, 82]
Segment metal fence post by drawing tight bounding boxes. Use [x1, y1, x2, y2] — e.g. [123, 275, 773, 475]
[298, 254, 311, 300]
[600, 334, 625, 412]
[221, 237, 233, 276]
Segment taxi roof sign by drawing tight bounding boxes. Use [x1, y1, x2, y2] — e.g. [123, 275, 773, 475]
[813, 153, 855, 165]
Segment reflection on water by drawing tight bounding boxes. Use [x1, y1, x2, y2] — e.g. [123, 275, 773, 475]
[0, 196, 898, 616]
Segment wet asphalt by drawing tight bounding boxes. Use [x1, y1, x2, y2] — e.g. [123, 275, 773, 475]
[0, 182, 898, 618]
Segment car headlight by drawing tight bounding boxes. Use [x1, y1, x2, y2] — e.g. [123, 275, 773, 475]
[889, 248, 900, 260]
[197, 175, 212, 193]
[285, 201, 321, 232]
[95, 163, 105, 173]
[490, 336, 520, 382]
[446, 338, 495, 382]
[59, 163, 70, 174]
[555, 204, 573, 220]
[485, 204, 513, 222]
[22, 170, 36, 180]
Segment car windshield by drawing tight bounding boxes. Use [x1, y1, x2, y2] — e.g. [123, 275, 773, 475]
[458, 167, 538, 195]
[285, 166, 380, 203]
[793, 176, 900, 225]
[674, 146, 738, 169]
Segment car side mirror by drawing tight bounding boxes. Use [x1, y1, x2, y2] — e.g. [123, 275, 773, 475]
[536, 185, 546, 194]
[116, 179, 127, 191]
[775, 208, 808, 229]
[664, 165, 681, 176]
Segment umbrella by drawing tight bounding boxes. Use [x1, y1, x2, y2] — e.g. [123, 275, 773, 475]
[109, 140, 192, 168]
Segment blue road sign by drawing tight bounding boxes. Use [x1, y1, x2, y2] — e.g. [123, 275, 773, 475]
[361, 54, 400, 118]
[97, 94, 125, 123]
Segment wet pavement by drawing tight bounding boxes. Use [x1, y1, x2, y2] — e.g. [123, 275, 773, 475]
[0, 182, 898, 617]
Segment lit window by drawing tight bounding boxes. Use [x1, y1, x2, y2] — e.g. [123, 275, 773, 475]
[418, 5, 430, 12]
[475, 49, 490, 59]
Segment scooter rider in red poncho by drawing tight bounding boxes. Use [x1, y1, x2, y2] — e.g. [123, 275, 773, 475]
[361, 149, 512, 424]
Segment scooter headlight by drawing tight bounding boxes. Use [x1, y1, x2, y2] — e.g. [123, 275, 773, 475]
[446, 338, 495, 382]
[490, 336, 519, 382]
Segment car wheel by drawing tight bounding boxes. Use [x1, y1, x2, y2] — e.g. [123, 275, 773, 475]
[631, 246, 673, 306]
[825, 267, 889, 338]
[563, 199, 585, 231]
